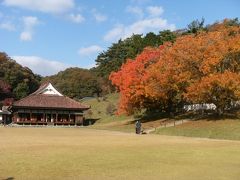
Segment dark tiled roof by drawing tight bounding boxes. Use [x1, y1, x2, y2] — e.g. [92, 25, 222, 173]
[13, 94, 90, 110]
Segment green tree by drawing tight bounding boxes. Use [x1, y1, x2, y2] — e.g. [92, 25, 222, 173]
[0, 52, 40, 100]
[14, 82, 29, 99]
[187, 18, 205, 34]
[158, 30, 176, 43]
[43, 68, 103, 99]
[93, 31, 176, 85]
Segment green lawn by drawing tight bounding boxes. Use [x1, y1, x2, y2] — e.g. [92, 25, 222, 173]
[81, 93, 133, 124]
[0, 127, 240, 179]
[82, 95, 240, 141]
[81, 93, 136, 132]
[155, 119, 240, 140]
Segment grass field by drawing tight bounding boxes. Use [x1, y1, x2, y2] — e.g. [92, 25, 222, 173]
[155, 119, 240, 140]
[81, 93, 136, 132]
[81, 93, 133, 125]
[81, 93, 179, 133]
[82, 94, 240, 140]
[1, 127, 240, 180]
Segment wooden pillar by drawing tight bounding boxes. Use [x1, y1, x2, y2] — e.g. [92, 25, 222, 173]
[56, 113, 58, 123]
[3, 115, 6, 126]
[14, 112, 18, 123]
[30, 110, 32, 123]
[74, 115, 77, 126]
[68, 113, 71, 126]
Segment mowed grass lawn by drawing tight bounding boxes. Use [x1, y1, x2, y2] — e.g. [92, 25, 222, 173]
[155, 119, 240, 140]
[1, 128, 240, 180]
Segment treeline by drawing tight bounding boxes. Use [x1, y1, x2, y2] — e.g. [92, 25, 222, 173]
[43, 68, 103, 99]
[31, 18, 220, 100]
[0, 52, 41, 104]
[92, 18, 209, 80]
[109, 19, 240, 115]
[90, 18, 214, 94]
[43, 26, 177, 98]
[92, 30, 176, 80]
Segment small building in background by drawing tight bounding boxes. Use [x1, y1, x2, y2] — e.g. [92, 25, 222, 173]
[11, 82, 90, 126]
[183, 103, 216, 112]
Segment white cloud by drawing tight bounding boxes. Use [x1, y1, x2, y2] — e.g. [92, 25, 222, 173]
[146, 6, 164, 17]
[94, 13, 107, 23]
[0, 12, 15, 31]
[104, 18, 175, 42]
[125, 18, 175, 38]
[103, 25, 124, 42]
[20, 16, 39, 41]
[0, 21, 15, 31]
[3, 0, 75, 14]
[12, 56, 72, 76]
[20, 32, 32, 41]
[104, 5, 175, 42]
[92, 9, 107, 22]
[78, 45, 103, 56]
[126, 6, 143, 18]
[68, 13, 85, 23]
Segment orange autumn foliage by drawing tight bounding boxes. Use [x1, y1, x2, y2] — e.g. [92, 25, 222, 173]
[185, 71, 240, 113]
[146, 23, 240, 111]
[110, 20, 240, 115]
[109, 47, 163, 114]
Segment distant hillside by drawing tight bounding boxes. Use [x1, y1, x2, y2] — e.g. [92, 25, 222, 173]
[42, 67, 103, 99]
[81, 93, 131, 123]
[0, 52, 41, 103]
[81, 93, 135, 132]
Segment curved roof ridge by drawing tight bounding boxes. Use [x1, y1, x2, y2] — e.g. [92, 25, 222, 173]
[31, 82, 50, 95]
[31, 82, 63, 96]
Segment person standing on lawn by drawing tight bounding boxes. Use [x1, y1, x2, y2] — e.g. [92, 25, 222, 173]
[135, 120, 141, 134]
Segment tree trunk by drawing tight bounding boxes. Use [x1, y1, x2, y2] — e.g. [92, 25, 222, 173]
[166, 99, 173, 116]
[216, 106, 223, 117]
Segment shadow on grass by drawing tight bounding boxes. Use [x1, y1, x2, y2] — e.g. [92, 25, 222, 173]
[2, 177, 14, 180]
[176, 110, 240, 121]
[140, 112, 168, 123]
[123, 111, 170, 125]
[83, 118, 100, 126]
[129, 109, 240, 125]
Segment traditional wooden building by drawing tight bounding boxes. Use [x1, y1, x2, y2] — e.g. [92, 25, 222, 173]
[11, 82, 90, 126]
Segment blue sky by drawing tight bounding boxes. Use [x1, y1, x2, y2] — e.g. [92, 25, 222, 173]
[0, 0, 239, 76]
